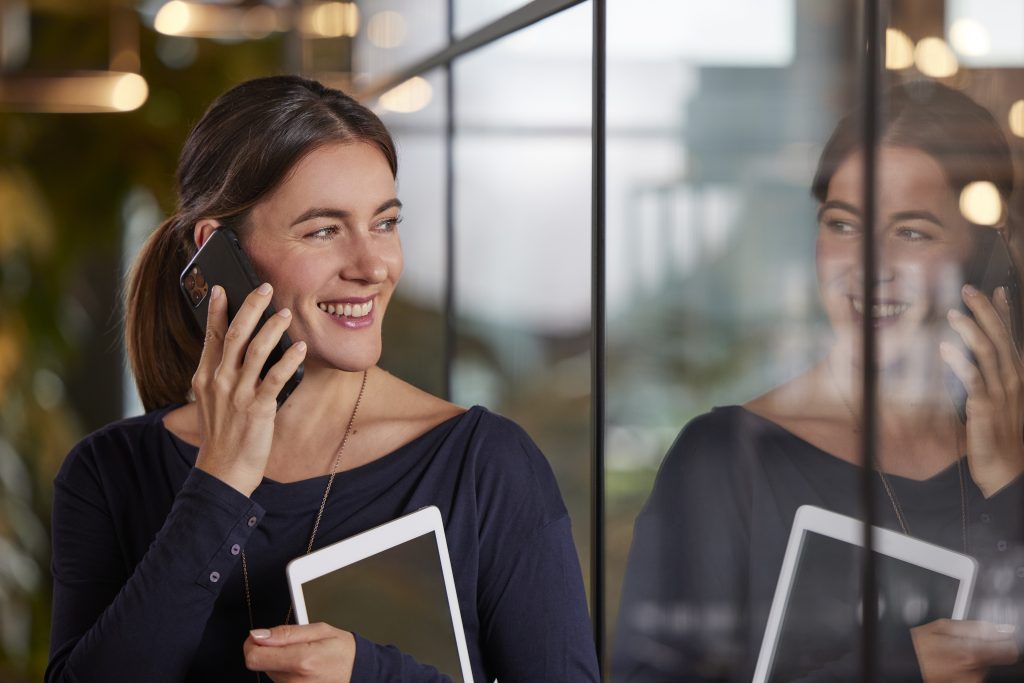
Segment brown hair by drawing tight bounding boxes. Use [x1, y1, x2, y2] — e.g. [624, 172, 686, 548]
[125, 75, 397, 412]
[812, 80, 1014, 210]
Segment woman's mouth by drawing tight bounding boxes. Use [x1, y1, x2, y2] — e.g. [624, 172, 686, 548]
[849, 297, 910, 327]
[317, 299, 375, 329]
[317, 300, 373, 318]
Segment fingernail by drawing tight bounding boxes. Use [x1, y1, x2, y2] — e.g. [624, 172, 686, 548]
[251, 629, 271, 640]
[258, 283, 272, 295]
[963, 284, 977, 296]
[294, 341, 306, 352]
[948, 309, 963, 320]
[1001, 286, 1010, 302]
[997, 623, 1017, 634]
[278, 308, 291, 318]
[211, 285, 223, 301]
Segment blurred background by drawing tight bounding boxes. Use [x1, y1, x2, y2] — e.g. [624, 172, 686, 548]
[2, 0, 1024, 680]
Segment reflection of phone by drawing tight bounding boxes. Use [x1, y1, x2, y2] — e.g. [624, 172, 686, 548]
[179, 228, 303, 409]
[946, 228, 1022, 422]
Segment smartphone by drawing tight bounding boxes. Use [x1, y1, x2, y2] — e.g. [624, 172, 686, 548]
[945, 228, 1022, 423]
[179, 228, 303, 409]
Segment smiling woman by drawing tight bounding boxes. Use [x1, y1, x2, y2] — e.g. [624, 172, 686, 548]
[613, 82, 1024, 682]
[45, 76, 599, 683]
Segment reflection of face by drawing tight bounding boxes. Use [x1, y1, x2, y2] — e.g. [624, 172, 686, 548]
[242, 141, 403, 372]
[816, 146, 974, 370]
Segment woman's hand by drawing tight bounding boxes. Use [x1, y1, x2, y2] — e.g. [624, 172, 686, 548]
[244, 623, 356, 682]
[192, 283, 307, 497]
[942, 284, 1024, 497]
[911, 619, 1018, 682]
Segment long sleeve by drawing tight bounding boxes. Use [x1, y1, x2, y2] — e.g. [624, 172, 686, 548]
[47, 450, 264, 683]
[611, 420, 753, 683]
[350, 634, 454, 682]
[967, 475, 1024, 681]
[479, 514, 597, 681]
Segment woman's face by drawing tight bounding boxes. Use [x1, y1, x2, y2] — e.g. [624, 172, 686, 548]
[242, 141, 403, 372]
[816, 145, 975, 370]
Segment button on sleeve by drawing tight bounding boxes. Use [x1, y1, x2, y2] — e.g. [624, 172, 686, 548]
[184, 469, 265, 594]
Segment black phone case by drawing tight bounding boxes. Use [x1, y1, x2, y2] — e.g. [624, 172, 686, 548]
[946, 229, 1022, 423]
[179, 229, 303, 408]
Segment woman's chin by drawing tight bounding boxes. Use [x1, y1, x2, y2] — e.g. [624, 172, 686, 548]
[302, 347, 381, 375]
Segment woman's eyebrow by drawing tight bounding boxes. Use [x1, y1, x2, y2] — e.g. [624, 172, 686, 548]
[817, 200, 861, 221]
[290, 198, 403, 226]
[889, 209, 945, 228]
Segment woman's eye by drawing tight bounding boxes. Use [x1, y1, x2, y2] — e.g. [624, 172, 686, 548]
[896, 227, 932, 241]
[308, 225, 339, 241]
[827, 219, 858, 235]
[376, 216, 403, 233]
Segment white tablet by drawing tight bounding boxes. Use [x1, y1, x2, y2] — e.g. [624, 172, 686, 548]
[286, 506, 474, 683]
[753, 505, 978, 683]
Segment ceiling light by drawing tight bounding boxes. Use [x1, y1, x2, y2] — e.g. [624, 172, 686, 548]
[914, 37, 959, 78]
[0, 71, 149, 113]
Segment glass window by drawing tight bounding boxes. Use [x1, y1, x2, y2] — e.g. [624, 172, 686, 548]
[352, 0, 448, 84]
[452, 2, 593, 582]
[606, 0, 866, 678]
[376, 68, 448, 397]
[453, 0, 531, 39]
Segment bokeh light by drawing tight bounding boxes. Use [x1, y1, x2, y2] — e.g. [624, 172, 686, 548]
[959, 181, 1003, 226]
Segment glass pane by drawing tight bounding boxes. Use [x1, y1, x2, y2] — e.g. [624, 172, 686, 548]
[352, 0, 448, 84]
[880, 1, 1024, 679]
[606, 0, 873, 679]
[376, 68, 448, 396]
[453, 0, 530, 39]
[452, 2, 593, 584]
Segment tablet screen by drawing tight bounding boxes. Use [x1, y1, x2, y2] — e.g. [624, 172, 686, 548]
[300, 531, 464, 681]
[768, 531, 960, 681]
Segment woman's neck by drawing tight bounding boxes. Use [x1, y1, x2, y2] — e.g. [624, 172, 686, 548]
[273, 361, 373, 432]
[822, 349, 960, 441]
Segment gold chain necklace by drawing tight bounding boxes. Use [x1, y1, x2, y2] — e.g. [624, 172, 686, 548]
[825, 360, 968, 554]
[240, 369, 368, 682]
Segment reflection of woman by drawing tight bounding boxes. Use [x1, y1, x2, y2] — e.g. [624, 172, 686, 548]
[613, 82, 1024, 682]
[47, 77, 599, 682]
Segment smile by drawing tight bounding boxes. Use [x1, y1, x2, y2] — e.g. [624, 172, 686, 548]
[317, 300, 373, 319]
[849, 298, 910, 320]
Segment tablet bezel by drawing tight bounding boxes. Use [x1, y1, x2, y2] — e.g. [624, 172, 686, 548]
[286, 505, 474, 683]
[752, 504, 978, 683]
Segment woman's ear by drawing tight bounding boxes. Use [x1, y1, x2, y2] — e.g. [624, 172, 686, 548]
[194, 219, 221, 249]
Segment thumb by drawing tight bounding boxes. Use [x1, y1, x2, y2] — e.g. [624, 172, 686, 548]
[249, 622, 338, 646]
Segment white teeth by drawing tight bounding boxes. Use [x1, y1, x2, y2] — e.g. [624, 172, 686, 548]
[318, 300, 374, 319]
[851, 299, 909, 318]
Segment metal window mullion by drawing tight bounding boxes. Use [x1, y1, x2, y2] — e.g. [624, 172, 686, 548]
[443, 0, 456, 401]
[355, 0, 586, 100]
[591, 0, 606, 672]
[860, 0, 883, 680]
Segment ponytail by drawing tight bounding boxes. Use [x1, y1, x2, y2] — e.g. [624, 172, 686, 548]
[124, 217, 203, 412]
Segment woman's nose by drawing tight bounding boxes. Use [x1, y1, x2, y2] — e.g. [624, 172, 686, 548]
[340, 239, 388, 284]
[852, 248, 897, 286]
[874, 253, 897, 283]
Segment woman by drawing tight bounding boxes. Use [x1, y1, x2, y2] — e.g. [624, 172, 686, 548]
[47, 76, 599, 682]
[613, 82, 1024, 682]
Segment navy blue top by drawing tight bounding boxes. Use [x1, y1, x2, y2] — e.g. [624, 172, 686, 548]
[47, 404, 599, 682]
[613, 406, 1024, 683]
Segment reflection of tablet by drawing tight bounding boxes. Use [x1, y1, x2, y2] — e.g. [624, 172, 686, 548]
[753, 505, 978, 683]
[286, 506, 474, 683]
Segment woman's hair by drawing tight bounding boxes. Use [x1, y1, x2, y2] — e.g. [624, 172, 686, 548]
[125, 75, 398, 412]
[811, 80, 1015, 209]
